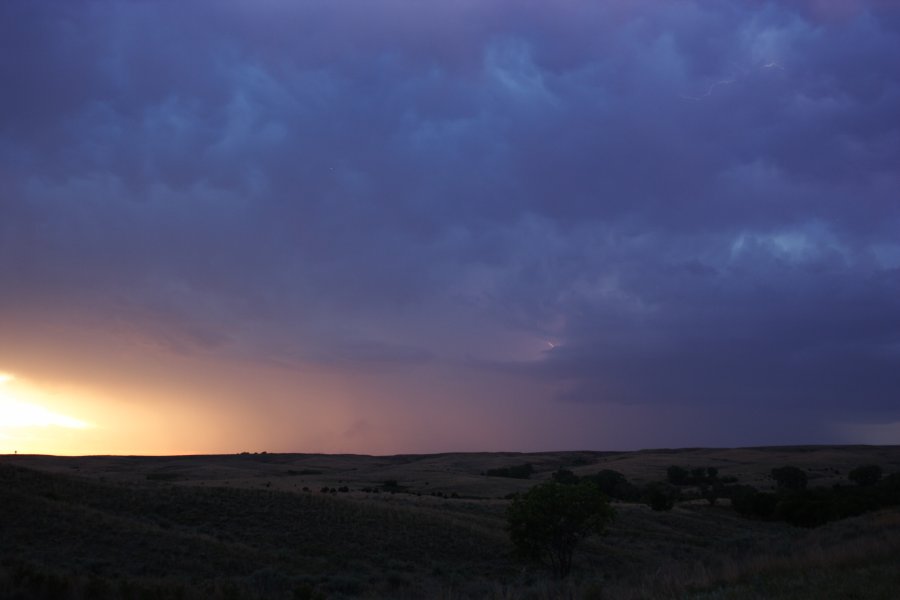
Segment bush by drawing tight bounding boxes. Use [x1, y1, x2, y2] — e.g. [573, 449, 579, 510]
[666, 465, 689, 485]
[849, 465, 883, 487]
[729, 474, 900, 528]
[485, 463, 534, 479]
[589, 469, 626, 494]
[551, 468, 580, 485]
[585, 470, 641, 502]
[775, 491, 838, 527]
[728, 485, 777, 519]
[666, 465, 720, 486]
[771, 466, 807, 491]
[643, 482, 679, 511]
[880, 472, 900, 496]
[700, 483, 725, 506]
[611, 481, 642, 502]
[506, 481, 614, 578]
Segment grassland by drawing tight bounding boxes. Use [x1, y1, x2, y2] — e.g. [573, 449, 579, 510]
[2, 446, 899, 599]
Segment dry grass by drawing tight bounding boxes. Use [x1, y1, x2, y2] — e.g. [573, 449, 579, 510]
[9, 445, 900, 495]
[596, 509, 900, 600]
[3, 446, 898, 599]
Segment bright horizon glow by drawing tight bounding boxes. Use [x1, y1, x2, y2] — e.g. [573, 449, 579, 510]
[0, 372, 92, 431]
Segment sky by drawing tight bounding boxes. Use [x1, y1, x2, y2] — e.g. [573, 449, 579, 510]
[1, 0, 899, 455]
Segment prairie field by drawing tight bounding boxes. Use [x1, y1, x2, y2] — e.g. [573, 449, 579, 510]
[2, 446, 899, 599]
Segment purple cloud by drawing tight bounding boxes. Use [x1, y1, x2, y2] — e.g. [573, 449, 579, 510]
[2, 0, 899, 450]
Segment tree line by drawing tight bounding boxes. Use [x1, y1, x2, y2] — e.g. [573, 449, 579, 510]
[504, 462, 900, 579]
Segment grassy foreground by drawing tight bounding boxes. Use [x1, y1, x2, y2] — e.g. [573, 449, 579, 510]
[2, 448, 898, 599]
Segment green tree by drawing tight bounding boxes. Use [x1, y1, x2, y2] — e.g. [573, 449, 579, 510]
[506, 481, 614, 578]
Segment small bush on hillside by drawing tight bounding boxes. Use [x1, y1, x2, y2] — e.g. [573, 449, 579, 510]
[589, 469, 625, 493]
[584, 469, 641, 502]
[551, 468, 580, 485]
[485, 463, 534, 479]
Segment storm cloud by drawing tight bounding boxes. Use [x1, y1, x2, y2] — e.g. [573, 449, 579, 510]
[2, 0, 899, 451]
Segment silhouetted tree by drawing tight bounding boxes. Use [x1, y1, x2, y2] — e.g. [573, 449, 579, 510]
[506, 481, 614, 579]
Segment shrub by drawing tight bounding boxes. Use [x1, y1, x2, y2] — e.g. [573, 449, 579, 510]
[849, 465, 883, 487]
[551, 468, 580, 485]
[700, 483, 725, 506]
[728, 485, 777, 519]
[590, 469, 625, 493]
[666, 465, 689, 485]
[775, 491, 837, 527]
[643, 482, 679, 511]
[587, 469, 641, 501]
[771, 466, 807, 491]
[880, 472, 900, 495]
[612, 481, 642, 502]
[485, 463, 534, 479]
[666, 465, 720, 486]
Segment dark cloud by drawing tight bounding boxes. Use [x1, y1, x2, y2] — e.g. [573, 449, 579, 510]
[2, 0, 899, 448]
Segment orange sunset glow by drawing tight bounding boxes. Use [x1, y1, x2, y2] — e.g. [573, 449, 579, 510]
[0, 372, 92, 453]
